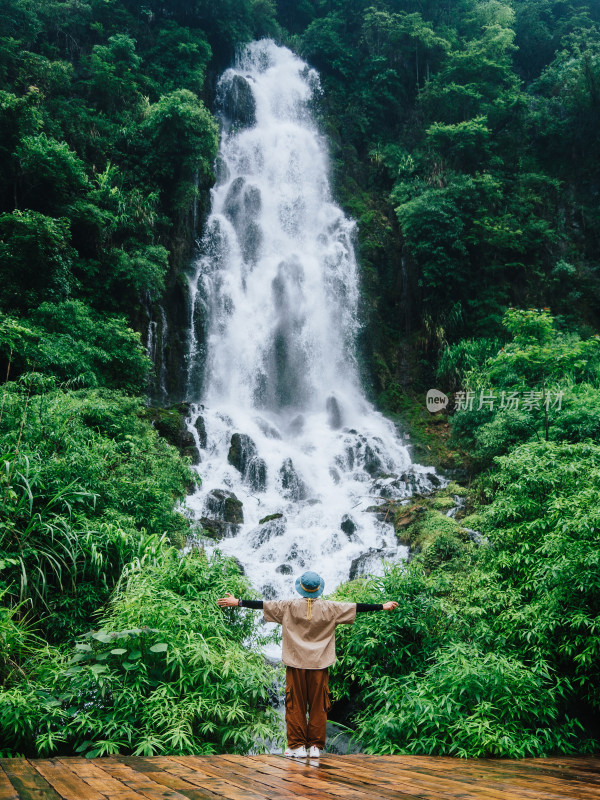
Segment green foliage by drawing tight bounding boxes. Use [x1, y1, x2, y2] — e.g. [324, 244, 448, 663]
[0, 384, 193, 640]
[0, 304, 150, 392]
[330, 548, 597, 756]
[137, 89, 218, 216]
[0, 211, 74, 312]
[0, 550, 282, 757]
[443, 308, 600, 465]
[479, 440, 600, 713]
[354, 642, 583, 757]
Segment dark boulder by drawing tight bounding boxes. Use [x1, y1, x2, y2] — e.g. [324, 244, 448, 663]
[249, 515, 286, 548]
[247, 457, 267, 492]
[279, 457, 308, 501]
[340, 514, 357, 537]
[205, 488, 244, 525]
[145, 406, 199, 464]
[228, 432, 258, 474]
[194, 415, 207, 449]
[200, 517, 228, 540]
[221, 74, 256, 128]
[363, 444, 384, 477]
[349, 548, 396, 580]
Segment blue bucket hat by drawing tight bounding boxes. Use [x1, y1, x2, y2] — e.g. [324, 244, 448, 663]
[295, 570, 325, 598]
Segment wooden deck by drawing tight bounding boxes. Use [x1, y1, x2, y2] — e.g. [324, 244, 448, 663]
[1, 754, 599, 800]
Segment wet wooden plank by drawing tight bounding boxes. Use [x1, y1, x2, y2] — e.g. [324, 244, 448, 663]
[134, 758, 269, 800]
[251, 756, 436, 800]
[217, 755, 404, 800]
[166, 756, 313, 800]
[353, 756, 600, 800]
[31, 761, 108, 800]
[94, 759, 194, 800]
[349, 756, 570, 800]
[116, 759, 219, 800]
[0, 760, 63, 800]
[0, 764, 19, 800]
[55, 759, 147, 800]
[1, 755, 599, 800]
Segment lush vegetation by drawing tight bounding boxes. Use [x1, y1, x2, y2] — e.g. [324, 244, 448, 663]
[1, 549, 280, 757]
[0, 0, 282, 758]
[1, 0, 600, 760]
[329, 308, 600, 755]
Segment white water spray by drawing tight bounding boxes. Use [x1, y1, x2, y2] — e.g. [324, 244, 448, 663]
[186, 40, 439, 599]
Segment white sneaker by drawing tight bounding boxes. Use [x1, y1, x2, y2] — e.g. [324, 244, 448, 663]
[308, 746, 320, 758]
[284, 746, 307, 758]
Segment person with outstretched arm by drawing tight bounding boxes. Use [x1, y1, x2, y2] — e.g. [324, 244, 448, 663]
[217, 569, 398, 759]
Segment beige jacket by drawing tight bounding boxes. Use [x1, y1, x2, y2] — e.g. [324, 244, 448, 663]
[263, 597, 356, 669]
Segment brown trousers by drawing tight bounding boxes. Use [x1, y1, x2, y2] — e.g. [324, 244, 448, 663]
[285, 666, 331, 749]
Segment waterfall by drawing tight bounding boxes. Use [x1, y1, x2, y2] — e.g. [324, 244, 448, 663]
[185, 40, 439, 599]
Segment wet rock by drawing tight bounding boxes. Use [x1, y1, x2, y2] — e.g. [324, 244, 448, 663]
[285, 542, 306, 567]
[259, 513, 284, 524]
[279, 457, 308, 501]
[247, 456, 267, 492]
[340, 514, 357, 537]
[276, 563, 293, 575]
[200, 517, 228, 540]
[194, 415, 207, 449]
[372, 476, 411, 501]
[344, 446, 355, 470]
[349, 548, 397, 580]
[145, 406, 199, 463]
[228, 432, 258, 474]
[224, 177, 245, 226]
[363, 444, 384, 477]
[249, 516, 287, 548]
[205, 489, 244, 525]
[231, 557, 246, 575]
[326, 395, 343, 429]
[329, 467, 341, 484]
[262, 583, 277, 600]
[214, 154, 230, 184]
[180, 429, 199, 464]
[224, 495, 244, 524]
[221, 74, 256, 128]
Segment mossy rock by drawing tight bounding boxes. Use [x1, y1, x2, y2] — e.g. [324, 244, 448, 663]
[431, 495, 457, 511]
[144, 406, 197, 463]
[422, 531, 467, 571]
[224, 495, 244, 525]
[445, 481, 468, 497]
[200, 517, 227, 540]
[259, 512, 284, 525]
[410, 508, 461, 551]
[460, 513, 484, 530]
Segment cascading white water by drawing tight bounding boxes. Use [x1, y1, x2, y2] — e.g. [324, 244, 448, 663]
[186, 40, 439, 599]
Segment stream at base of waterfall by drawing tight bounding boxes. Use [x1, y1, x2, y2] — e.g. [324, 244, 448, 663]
[184, 39, 443, 609]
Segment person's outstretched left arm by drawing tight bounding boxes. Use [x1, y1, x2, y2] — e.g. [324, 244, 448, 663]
[356, 601, 398, 612]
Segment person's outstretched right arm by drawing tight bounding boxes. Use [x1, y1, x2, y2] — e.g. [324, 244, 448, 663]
[216, 593, 263, 609]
